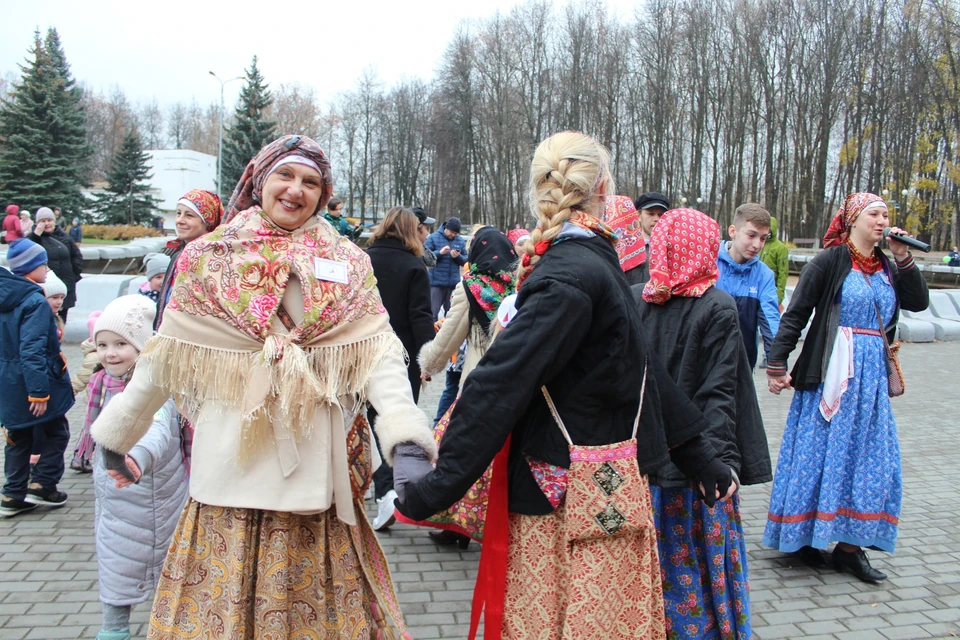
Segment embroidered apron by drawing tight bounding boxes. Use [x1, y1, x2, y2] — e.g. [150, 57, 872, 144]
[502, 368, 666, 639]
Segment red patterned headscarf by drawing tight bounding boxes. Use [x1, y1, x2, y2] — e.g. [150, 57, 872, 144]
[603, 195, 645, 272]
[507, 228, 530, 246]
[641, 209, 720, 305]
[822, 192, 886, 248]
[179, 189, 223, 230]
[224, 134, 334, 224]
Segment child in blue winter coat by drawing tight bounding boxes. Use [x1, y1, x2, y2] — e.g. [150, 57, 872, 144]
[87, 295, 189, 640]
[0, 239, 74, 517]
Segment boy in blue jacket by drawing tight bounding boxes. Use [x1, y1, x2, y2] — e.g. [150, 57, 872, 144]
[716, 204, 781, 370]
[424, 217, 468, 319]
[0, 239, 75, 517]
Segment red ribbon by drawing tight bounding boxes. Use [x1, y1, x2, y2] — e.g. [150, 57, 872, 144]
[468, 434, 512, 640]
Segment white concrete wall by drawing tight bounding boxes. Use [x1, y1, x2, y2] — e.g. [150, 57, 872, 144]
[145, 149, 217, 229]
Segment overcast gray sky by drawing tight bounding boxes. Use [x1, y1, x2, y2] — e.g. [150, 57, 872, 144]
[2, 0, 640, 108]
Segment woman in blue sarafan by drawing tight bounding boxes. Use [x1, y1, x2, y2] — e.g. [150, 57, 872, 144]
[764, 192, 929, 583]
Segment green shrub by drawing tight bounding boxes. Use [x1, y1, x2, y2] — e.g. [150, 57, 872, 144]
[83, 224, 164, 241]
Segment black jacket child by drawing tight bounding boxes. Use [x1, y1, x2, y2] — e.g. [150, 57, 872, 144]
[635, 285, 772, 488]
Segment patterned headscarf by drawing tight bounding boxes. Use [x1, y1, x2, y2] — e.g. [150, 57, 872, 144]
[518, 211, 618, 287]
[603, 195, 645, 272]
[179, 189, 224, 230]
[507, 228, 530, 246]
[822, 192, 885, 249]
[224, 134, 334, 224]
[642, 209, 720, 305]
[462, 226, 517, 333]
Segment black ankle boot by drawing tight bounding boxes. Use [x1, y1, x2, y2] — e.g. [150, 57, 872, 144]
[428, 530, 471, 549]
[796, 545, 826, 567]
[832, 547, 887, 583]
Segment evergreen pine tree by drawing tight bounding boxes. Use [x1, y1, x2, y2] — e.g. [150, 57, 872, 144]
[0, 29, 89, 216]
[92, 130, 160, 225]
[43, 28, 90, 218]
[220, 56, 277, 198]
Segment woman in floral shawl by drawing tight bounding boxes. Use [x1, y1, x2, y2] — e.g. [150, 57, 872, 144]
[398, 226, 517, 546]
[91, 134, 437, 639]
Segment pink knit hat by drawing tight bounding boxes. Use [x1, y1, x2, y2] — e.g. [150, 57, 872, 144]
[87, 311, 103, 341]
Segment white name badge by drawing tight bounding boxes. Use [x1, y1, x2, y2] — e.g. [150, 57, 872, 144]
[314, 257, 349, 284]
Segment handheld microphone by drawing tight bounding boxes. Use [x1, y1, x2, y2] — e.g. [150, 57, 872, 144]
[882, 227, 931, 253]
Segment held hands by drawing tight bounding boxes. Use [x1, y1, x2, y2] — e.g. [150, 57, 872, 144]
[885, 226, 910, 261]
[102, 449, 141, 487]
[767, 373, 792, 395]
[29, 400, 48, 417]
[392, 443, 434, 504]
[450, 249, 461, 258]
[695, 458, 735, 508]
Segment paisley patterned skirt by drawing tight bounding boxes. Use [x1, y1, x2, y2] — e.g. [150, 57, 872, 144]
[502, 504, 665, 639]
[146, 499, 409, 639]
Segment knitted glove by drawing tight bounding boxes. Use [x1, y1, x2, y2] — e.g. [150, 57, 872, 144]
[694, 457, 733, 508]
[102, 448, 138, 483]
[392, 443, 434, 504]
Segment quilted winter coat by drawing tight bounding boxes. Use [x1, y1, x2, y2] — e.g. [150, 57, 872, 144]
[93, 398, 188, 606]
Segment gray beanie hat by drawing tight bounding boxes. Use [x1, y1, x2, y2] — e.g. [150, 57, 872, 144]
[144, 253, 171, 281]
[35, 207, 55, 221]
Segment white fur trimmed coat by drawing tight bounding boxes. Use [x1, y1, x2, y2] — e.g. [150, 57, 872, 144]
[418, 284, 491, 394]
[91, 276, 436, 524]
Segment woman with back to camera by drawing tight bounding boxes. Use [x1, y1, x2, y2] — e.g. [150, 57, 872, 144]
[396, 225, 518, 548]
[764, 192, 928, 583]
[365, 206, 438, 530]
[396, 131, 735, 639]
[91, 134, 437, 638]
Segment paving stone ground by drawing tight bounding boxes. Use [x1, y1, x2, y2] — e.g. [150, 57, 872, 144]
[2, 341, 959, 639]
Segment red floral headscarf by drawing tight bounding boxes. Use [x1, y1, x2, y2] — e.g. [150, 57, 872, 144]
[179, 189, 223, 230]
[224, 134, 334, 224]
[603, 195, 645, 272]
[822, 192, 886, 248]
[641, 208, 720, 305]
[166, 189, 225, 252]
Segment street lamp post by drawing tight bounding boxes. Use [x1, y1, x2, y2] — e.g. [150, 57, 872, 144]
[209, 71, 243, 197]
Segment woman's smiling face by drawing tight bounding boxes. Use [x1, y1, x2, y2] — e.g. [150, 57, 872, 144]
[261, 162, 324, 231]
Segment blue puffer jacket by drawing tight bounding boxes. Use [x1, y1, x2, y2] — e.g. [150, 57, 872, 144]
[0, 268, 75, 429]
[716, 242, 781, 369]
[424, 228, 468, 287]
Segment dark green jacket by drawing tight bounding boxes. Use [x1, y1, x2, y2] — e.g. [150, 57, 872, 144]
[324, 213, 361, 240]
[759, 216, 788, 304]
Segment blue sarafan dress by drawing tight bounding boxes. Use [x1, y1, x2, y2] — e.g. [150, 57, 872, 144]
[763, 267, 901, 553]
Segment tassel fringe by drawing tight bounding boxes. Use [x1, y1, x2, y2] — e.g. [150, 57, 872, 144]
[140, 332, 407, 461]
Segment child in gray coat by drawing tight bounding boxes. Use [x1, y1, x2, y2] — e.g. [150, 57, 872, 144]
[87, 296, 188, 640]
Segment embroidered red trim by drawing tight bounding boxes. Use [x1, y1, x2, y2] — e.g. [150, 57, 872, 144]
[768, 507, 899, 525]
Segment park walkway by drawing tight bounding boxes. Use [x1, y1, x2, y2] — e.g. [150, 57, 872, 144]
[1, 342, 959, 639]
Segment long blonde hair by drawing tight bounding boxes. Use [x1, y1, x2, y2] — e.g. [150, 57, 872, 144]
[517, 131, 614, 282]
